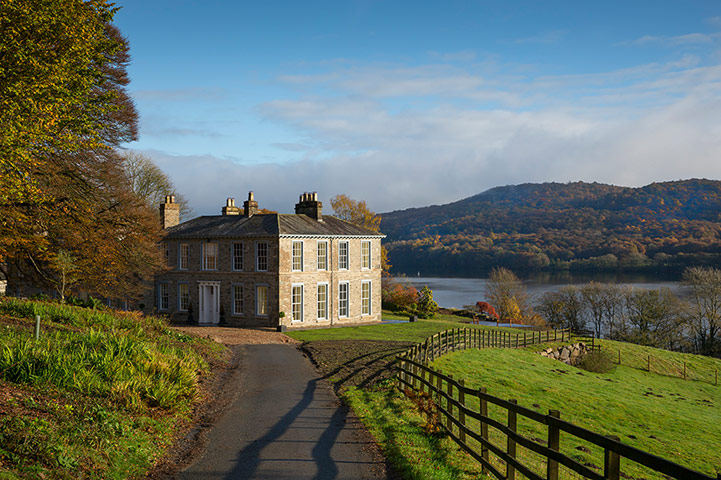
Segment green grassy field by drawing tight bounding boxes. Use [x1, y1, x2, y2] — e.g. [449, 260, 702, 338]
[295, 311, 721, 479]
[434, 346, 721, 479]
[286, 310, 523, 343]
[0, 298, 228, 479]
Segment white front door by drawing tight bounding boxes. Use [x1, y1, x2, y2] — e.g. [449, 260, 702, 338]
[199, 282, 220, 325]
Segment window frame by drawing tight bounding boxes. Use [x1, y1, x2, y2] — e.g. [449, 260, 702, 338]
[292, 240, 304, 272]
[158, 282, 169, 311]
[361, 240, 371, 269]
[232, 242, 244, 271]
[178, 283, 189, 311]
[255, 284, 269, 316]
[317, 241, 328, 271]
[256, 241, 268, 272]
[338, 241, 349, 270]
[232, 284, 244, 315]
[338, 281, 349, 318]
[317, 282, 328, 320]
[179, 242, 189, 270]
[202, 242, 218, 271]
[361, 280, 371, 316]
[291, 283, 304, 323]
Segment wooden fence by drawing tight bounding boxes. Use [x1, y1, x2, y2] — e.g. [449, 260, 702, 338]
[397, 328, 718, 480]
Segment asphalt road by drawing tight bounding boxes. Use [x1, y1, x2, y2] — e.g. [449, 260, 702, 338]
[179, 344, 387, 480]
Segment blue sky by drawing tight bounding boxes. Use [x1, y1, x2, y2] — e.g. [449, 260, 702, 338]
[114, 1, 721, 215]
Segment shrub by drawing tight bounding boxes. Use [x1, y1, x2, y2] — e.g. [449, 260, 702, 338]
[416, 286, 439, 319]
[382, 278, 418, 313]
[578, 350, 615, 373]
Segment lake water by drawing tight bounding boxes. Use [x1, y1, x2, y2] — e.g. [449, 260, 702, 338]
[402, 272, 684, 310]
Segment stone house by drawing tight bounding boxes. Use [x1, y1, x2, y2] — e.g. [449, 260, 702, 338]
[149, 192, 384, 328]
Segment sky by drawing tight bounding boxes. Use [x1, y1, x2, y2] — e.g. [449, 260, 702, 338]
[113, 1, 721, 216]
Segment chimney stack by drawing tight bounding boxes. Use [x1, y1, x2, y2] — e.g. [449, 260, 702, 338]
[160, 195, 180, 229]
[222, 197, 240, 215]
[295, 191, 322, 220]
[243, 191, 258, 217]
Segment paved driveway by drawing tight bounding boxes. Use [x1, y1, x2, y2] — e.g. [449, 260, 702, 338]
[178, 343, 387, 479]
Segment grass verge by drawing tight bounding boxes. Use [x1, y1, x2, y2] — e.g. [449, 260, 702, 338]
[0, 298, 229, 479]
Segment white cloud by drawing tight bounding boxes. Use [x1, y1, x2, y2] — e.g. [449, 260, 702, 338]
[624, 32, 720, 47]
[133, 43, 721, 216]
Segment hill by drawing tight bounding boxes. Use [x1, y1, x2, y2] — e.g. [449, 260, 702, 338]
[380, 179, 721, 276]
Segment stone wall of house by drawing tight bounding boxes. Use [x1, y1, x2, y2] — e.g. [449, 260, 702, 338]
[147, 235, 383, 328]
[277, 237, 382, 328]
[540, 343, 589, 366]
[146, 237, 282, 326]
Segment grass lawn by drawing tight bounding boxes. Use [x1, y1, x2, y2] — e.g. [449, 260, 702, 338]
[286, 310, 523, 343]
[294, 311, 721, 479]
[432, 345, 721, 479]
[0, 298, 229, 479]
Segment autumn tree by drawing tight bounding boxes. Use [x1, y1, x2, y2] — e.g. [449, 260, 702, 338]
[331, 194, 391, 273]
[122, 151, 193, 220]
[485, 267, 531, 322]
[1, 0, 129, 261]
[1, 3, 165, 301]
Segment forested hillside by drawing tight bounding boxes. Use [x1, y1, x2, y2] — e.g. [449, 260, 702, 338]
[381, 179, 721, 276]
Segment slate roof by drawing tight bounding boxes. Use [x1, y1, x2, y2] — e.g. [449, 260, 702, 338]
[164, 214, 384, 239]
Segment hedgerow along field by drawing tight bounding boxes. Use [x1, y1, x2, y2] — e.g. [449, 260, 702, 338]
[0, 298, 228, 479]
[287, 312, 721, 480]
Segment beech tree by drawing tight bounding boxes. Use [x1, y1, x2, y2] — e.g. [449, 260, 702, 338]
[0, 2, 165, 301]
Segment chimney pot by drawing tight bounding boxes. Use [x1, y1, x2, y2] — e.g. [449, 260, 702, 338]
[244, 191, 259, 217]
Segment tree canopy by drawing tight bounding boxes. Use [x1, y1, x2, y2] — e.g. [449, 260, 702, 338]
[0, 1, 164, 301]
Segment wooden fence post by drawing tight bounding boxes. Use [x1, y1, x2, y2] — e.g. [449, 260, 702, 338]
[459, 379, 466, 444]
[604, 435, 621, 480]
[547, 410, 560, 480]
[412, 359, 418, 390]
[479, 387, 489, 473]
[446, 374, 454, 432]
[524, 331, 527, 347]
[507, 399, 518, 480]
[436, 370, 443, 422]
[516, 333, 519, 348]
[420, 363, 426, 394]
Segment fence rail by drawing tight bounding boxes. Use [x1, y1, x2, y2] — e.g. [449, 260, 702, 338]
[397, 327, 718, 480]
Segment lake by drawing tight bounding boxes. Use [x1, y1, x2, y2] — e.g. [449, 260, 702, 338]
[402, 272, 685, 309]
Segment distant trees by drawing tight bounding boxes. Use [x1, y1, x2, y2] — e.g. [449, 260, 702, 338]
[683, 267, 721, 356]
[380, 180, 721, 277]
[534, 267, 721, 358]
